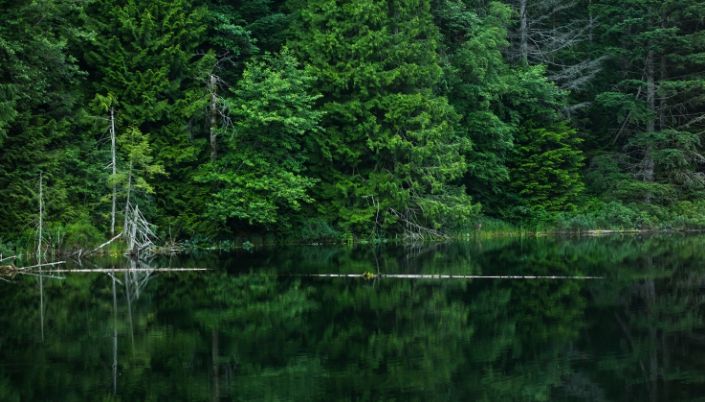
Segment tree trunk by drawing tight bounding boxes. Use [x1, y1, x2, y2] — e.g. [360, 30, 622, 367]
[37, 171, 43, 264]
[588, 0, 594, 43]
[110, 107, 117, 236]
[519, 0, 529, 66]
[643, 49, 656, 203]
[646, 50, 656, 135]
[123, 160, 133, 254]
[209, 74, 218, 161]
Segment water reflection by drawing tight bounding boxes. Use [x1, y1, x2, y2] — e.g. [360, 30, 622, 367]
[1, 235, 705, 401]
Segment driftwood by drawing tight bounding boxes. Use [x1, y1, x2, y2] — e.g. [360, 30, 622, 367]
[0, 261, 67, 278]
[304, 273, 603, 280]
[0, 255, 17, 263]
[48, 267, 206, 273]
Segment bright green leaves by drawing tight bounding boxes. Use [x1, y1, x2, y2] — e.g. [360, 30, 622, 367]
[199, 49, 322, 227]
[292, 0, 478, 237]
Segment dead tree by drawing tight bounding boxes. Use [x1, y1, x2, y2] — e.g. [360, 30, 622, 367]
[110, 107, 118, 236]
[121, 161, 156, 257]
[124, 204, 156, 257]
[206, 72, 230, 162]
[642, 49, 656, 195]
[209, 74, 219, 161]
[37, 171, 44, 264]
[510, 0, 603, 91]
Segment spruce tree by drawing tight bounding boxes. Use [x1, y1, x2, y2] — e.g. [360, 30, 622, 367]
[85, 0, 211, 234]
[587, 0, 705, 204]
[292, 0, 478, 237]
[0, 0, 95, 239]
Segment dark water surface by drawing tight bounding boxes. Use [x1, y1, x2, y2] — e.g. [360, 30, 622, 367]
[2, 235, 705, 401]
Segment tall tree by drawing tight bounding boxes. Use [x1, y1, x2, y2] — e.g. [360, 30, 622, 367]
[506, 0, 603, 91]
[433, 1, 516, 208]
[0, 0, 96, 239]
[291, 0, 478, 238]
[198, 48, 322, 230]
[85, 0, 211, 235]
[586, 0, 705, 204]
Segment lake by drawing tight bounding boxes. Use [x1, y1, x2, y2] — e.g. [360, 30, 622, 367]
[1, 235, 705, 401]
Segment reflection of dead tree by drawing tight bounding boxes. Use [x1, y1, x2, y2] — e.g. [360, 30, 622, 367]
[111, 266, 118, 395]
[403, 242, 443, 265]
[123, 257, 155, 301]
[37, 172, 46, 342]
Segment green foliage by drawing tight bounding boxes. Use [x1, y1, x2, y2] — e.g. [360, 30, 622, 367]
[60, 214, 104, 251]
[85, 0, 210, 233]
[508, 123, 585, 218]
[3, 0, 705, 246]
[435, 1, 516, 203]
[0, 0, 91, 237]
[291, 0, 479, 236]
[199, 48, 322, 227]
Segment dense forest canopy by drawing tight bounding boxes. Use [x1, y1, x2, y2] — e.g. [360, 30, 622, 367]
[1, 0, 705, 246]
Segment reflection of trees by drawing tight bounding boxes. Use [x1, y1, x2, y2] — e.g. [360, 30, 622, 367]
[583, 236, 705, 402]
[1, 236, 704, 400]
[453, 240, 589, 401]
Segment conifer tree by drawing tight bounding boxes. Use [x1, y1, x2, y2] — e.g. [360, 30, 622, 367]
[198, 49, 322, 229]
[292, 0, 478, 237]
[587, 0, 705, 204]
[85, 0, 210, 234]
[509, 123, 585, 217]
[0, 0, 94, 238]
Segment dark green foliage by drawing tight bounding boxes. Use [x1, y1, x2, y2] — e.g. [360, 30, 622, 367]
[435, 1, 515, 203]
[2, 0, 705, 246]
[0, 0, 96, 238]
[509, 123, 585, 218]
[584, 0, 705, 205]
[85, 0, 211, 234]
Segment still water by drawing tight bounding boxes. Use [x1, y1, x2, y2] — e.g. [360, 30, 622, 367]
[1, 235, 705, 401]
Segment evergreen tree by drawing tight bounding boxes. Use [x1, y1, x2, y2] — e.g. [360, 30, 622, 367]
[198, 48, 322, 229]
[433, 1, 516, 207]
[0, 0, 95, 240]
[587, 0, 705, 204]
[85, 0, 211, 235]
[509, 123, 585, 218]
[291, 0, 478, 237]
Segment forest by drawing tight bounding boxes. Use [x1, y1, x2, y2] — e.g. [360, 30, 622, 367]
[2, 0, 705, 249]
